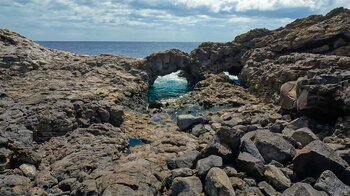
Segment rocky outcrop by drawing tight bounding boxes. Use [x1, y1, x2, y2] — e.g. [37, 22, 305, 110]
[2, 7, 350, 196]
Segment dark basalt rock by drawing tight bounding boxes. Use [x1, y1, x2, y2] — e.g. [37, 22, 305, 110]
[293, 140, 350, 185]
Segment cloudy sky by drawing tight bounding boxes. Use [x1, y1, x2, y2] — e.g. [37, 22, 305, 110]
[0, 0, 349, 42]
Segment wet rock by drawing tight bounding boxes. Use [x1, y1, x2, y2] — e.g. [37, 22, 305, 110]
[205, 167, 236, 196]
[237, 152, 265, 180]
[171, 176, 203, 196]
[168, 150, 200, 169]
[282, 183, 327, 196]
[177, 114, 204, 131]
[196, 155, 223, 176]
[315, 170, 350, 196]
[293, 140, 350, 184]
[264, 165, 291, 191]
[254, 130, 296, 163]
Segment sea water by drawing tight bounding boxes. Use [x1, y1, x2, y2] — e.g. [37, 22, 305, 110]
[36, 41, 200, 58]
[148, 71, 191, 102]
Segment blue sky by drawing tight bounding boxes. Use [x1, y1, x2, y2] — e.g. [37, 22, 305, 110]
[0, 0, 349, 42]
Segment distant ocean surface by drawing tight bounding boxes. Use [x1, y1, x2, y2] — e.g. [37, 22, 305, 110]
[36, 41, 201, 58]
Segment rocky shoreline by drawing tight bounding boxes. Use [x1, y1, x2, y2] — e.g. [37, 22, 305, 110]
[1, 7, 350, 196]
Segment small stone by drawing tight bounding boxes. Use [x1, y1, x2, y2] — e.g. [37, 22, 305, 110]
[258, 181, 279, 196]
[19, 164, 37, 179]
[171, 168, 195, 180]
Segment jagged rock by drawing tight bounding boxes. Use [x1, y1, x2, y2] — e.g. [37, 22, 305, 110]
[0, 175, 33, 195]
[35, 171, 58, 189]
[177, 114, 204, 131]
[253, 130, 296, 163]
[171, 176, 203, 196]
[241, 138, 265, 162]
[237, 152, 265, 180]
[293, 140, 350, 184]
[315, 170, 350, 196]
[196, 155, 223, 176]
[171, 168, 195, 180]
[258, 181, 280, 196]
[282, 183, 327, 196]
[205, 167, 236, 196]
[168, 150, 200, 169]
[289, 127, 318, 147]
[264, 165, 291, 191]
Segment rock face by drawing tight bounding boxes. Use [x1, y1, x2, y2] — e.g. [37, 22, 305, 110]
[2, 7, 350, 196]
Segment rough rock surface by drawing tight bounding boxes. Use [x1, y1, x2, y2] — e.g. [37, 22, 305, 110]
[2, 7, 350, 196]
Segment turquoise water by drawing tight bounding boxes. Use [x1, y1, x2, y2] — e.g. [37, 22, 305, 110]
[148, 71, 191, 102]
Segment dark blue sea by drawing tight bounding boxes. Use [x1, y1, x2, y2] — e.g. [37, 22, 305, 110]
[36, 41, 200, 58]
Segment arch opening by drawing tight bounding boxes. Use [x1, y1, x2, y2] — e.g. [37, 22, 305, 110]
[148, 70, 192, 103]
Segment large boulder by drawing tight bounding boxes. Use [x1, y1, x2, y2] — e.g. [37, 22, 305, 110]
[293, 140, 350, 184]
[253, 130, 296, 163]
[282, 183, 327, 196]
[314, 170, 350, 196]
[205, 127, 244, 162]
[237, 152, 265, 180]
[168, 150, 200, 169]
[196, 155, 223, 176]
[177, 115, 204, 131]
[205, 167, 236, 196]
[279, 81, 297, 110]
[171, 176, 203, 196]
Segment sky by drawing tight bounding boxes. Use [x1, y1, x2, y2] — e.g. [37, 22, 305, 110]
[0, 0, 349, 42]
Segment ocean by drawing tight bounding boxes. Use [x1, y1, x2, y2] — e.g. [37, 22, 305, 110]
[36, 41, 200, 58]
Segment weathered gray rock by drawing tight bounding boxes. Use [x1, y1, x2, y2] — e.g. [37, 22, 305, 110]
[196, 155, 223, 176]
[282, 183, 327, 196]
[168, 150, 200, 169]
[258, 181, 280, 196]
[19, 164, 37, 179]
[264, 165, 291, 191]
[237, 152, 265, 180]
[290, 127, 318, 147]
[254, 130, 296, 163]
[171, 168, 196, 180]
[315, 170, 350, 196]
[177, 114, 204, 131]
[171, 176, 203, 196]
[241, 138, 265, 162]
[205, 167, 236, 196]
[293, 140, 350, 184]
